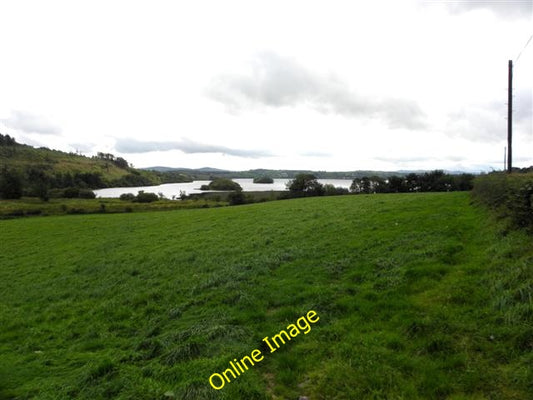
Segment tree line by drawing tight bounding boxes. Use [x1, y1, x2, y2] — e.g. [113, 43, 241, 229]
[285, 170, 474, 198]
[218, 171, 476, 206]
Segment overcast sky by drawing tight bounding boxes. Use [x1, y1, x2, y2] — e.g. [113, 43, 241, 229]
[1, 0, 532, 172]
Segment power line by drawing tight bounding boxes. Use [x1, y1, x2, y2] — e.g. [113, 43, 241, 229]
[515, 33, 533, 63]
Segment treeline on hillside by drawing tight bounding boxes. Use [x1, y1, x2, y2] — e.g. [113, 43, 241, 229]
[0, 162, 154, 201]
[472, 170, 533, 231]
[93, 152, 131, 169]
[0, 134, 191, 200]
[1, 164, 118, 200]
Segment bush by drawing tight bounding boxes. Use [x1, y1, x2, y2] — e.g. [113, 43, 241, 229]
[134, 191, 159, 203]
[119, 193, 136, 201]
[472, 172, 533, 231]
[324, 184, 349, 196]
[8, 209, 24, 217]
[48, 189, 65, 198]
[78, 189, 96, 199]
[26, 209, 42, 216]
[63, 187, 80, 198]
[228, 190, 246, 205]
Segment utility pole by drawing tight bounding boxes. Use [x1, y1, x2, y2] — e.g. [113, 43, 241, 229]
[507, 60, 513, 173]
[504, 146, 506, 171]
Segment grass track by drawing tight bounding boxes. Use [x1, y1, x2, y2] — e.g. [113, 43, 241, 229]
[0, 192, 532, 399]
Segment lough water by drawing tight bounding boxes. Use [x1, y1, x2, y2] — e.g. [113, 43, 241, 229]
[94, 179, 353, 199]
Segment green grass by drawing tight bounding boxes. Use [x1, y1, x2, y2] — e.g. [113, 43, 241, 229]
[0, 197, 226, 218]
[0, 192, 531, 399]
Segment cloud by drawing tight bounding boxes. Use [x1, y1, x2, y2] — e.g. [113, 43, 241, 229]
[17, 134, 47, 148]
[515, 88, 533, 124]
[207, 52, 427, 130]
[445, 105, 502, 142]
[446, 89, 532, 142]
[300, 151, 332, 157]
[69, 142, 95, 154]
[423, 0, 533, 19]
[114, 138, 273, 158]
[1, 110, 61, 135]
[374, 155, 436, 163]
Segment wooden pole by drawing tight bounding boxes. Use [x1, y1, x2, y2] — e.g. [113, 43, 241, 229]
[504, 146, 506, 171]
[507, 60, 513, 173]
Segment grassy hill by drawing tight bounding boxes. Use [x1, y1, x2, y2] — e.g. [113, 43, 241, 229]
[0, 192, 531, 399]
[0, 134, 192, 192]
[1, 143, 127, 181]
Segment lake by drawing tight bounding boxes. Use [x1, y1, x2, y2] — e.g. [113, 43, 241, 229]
[94, 179, 354, 199]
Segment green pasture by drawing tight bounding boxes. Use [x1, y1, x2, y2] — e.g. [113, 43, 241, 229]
[0, 192, 531, 399]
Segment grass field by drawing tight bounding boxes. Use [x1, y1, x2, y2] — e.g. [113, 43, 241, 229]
[0, 197, 226, 218]
[0, 192, 531, 399]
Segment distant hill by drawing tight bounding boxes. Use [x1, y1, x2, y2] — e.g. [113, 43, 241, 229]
[0, 134, 192, 196]
[143, 166, 483, 180]
[142, 166, 410, 180]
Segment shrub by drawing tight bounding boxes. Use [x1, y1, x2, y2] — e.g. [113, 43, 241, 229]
[78, 189, 96, 199]
[134, 191, 159, 203]
[119, 193, 136, 201]
[324, 184, 349, 196]
[48, 189, 65, 198]
[63, 187, 80, 198]
[228, 190, 246, 205]
[26, 209, 42, 216]
[472, 172, 533, 231]
[8, 209, 24, 217]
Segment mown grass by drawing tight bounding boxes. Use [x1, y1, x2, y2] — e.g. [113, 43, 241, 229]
[0, 192, 531, 399]
[0, 197, 226, 218]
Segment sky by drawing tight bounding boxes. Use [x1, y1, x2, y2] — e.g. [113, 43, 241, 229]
[0, 0, 532, 172]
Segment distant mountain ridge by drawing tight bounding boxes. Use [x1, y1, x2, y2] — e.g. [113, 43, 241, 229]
[141, 166, 471, 180]
[147, 166, 229, 173]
